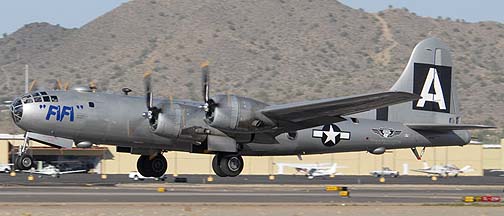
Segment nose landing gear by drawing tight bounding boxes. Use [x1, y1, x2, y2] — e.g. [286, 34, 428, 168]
[136, 154, 167, 177]
[212, 153, 244, 177]
[14, 134, 34, 170]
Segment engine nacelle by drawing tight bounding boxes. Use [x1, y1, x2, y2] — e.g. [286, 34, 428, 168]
[150, 103, 182, 138]
[206, 94, 273, 133]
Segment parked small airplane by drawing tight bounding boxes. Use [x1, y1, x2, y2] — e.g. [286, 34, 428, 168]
[412, 162, 473, 177]
[26, 164, 87, 178]
[8, 37, 494, 178]
[275, 162, 345, 179]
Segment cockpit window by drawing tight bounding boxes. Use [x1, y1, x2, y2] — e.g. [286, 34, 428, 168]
[23, 98, 33, 104]
[33, 92, 40, 97]
[34, 97, 42, 102]
[40, 92, 48, 95]
[50, 96, 58, 102]
[42, 96, 50, 102]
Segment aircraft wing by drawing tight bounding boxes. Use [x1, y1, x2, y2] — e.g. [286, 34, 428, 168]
[274, 163, 330, 169]
[260, 91, 419, 132]
[58, 169, 87, 174]
[411, 169, 439, 175]
[274, 162, 334, 169]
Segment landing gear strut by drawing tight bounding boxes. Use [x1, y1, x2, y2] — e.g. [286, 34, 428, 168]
[137, 154, 167, 177]
[15, 134, 33, 170]
[212, 153, 244, 177]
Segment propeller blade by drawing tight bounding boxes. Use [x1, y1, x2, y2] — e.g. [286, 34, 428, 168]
[56, 80, 63, 90]
[143, 71, 153, 109]
[200, 61, 210, 103]
[63, 82, 70, 91]
[28, 80, 37, 92]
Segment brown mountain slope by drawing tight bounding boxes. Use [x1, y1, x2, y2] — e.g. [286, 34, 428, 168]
[0, 0, 502, 135]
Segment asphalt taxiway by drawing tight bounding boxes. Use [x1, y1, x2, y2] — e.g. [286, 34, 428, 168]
[0, 173, 503, 204]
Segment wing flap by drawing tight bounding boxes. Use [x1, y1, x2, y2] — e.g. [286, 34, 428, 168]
[406, 124, 496, 131]
[260, 91, 419, 130]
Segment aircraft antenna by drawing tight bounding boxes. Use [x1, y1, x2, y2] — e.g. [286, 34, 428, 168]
[24, 65, 29, 93]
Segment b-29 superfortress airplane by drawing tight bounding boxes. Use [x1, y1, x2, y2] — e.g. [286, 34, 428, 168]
[9, 38, 494, 177]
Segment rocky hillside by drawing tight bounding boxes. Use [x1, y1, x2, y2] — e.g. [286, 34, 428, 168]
[0, 0, 502, 138]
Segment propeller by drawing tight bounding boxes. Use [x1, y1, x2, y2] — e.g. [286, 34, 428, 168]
[143, 70, 161, 129]
[55, 79, 70, 91]
[199, 61, 217, 119]
[89, 80, 97, 92]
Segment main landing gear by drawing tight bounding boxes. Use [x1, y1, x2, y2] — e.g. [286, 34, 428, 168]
[137, 154, 168, 177]
[14, 135, 34, 170]
[212, 153, 244, 177]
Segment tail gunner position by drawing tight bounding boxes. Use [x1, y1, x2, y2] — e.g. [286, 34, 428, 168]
[10, 38, 494, 177]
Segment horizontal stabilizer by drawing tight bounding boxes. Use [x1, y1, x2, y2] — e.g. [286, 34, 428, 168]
[406, 124, 496, 131]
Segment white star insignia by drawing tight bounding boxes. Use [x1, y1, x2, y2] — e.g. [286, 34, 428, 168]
[312, 124, 350, 145]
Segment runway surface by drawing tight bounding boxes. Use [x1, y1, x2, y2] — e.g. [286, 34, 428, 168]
[0, 184, 502, 204]
[1, 173, 504, 186]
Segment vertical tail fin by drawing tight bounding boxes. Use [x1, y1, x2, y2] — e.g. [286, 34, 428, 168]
[422, 161, 429, 169]
[328, 163, 338, 174]
[460, 165, 473, 173]
[388, 38, 460, 124]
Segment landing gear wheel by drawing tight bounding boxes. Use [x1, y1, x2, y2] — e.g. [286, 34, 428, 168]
[137, 155, 152, 177]
[15, 155, 33, 170]
[150, 155, 168, 177]
[212, 155, 228, 177]
[219, 154, 244, 177]
[137, 154, 168, 177]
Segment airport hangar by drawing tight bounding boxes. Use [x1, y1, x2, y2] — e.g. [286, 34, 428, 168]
[0, 137, 503, 176]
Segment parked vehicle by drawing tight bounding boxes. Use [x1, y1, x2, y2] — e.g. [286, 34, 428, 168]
[370, 167, 399, 177]
[128, 171, 167, 181]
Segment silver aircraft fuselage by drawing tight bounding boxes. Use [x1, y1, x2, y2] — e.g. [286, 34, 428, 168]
[12, 90, 471, 156]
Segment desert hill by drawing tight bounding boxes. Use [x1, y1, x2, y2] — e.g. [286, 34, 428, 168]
[0, 0, 502, 139]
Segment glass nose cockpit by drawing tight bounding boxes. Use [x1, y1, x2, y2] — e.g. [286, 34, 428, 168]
[10, 91, 59, 123]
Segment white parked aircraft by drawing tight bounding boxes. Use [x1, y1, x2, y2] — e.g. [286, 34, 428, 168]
[274, 162, 345, 179]
[26, 164, 87, 178]
[412, 162, 473, 177]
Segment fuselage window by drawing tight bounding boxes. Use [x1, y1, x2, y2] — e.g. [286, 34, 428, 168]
[350, 117, 359, 124]
[42, 96, 50, 102]
[40, 92, 48, 95]
[34, 97, 42, 102]
[50, 96, 58, 102]
[88, 102, 95, 108]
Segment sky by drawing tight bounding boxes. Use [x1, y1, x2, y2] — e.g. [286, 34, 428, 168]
[0, 0, 503, 37]
[0, 0, 128, 36]
[340, 0, 504, 23]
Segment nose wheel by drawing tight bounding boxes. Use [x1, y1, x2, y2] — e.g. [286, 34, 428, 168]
[137, 154, 167, 177]
[15, 154, 34, 170]
[212, 153, 244, 177]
